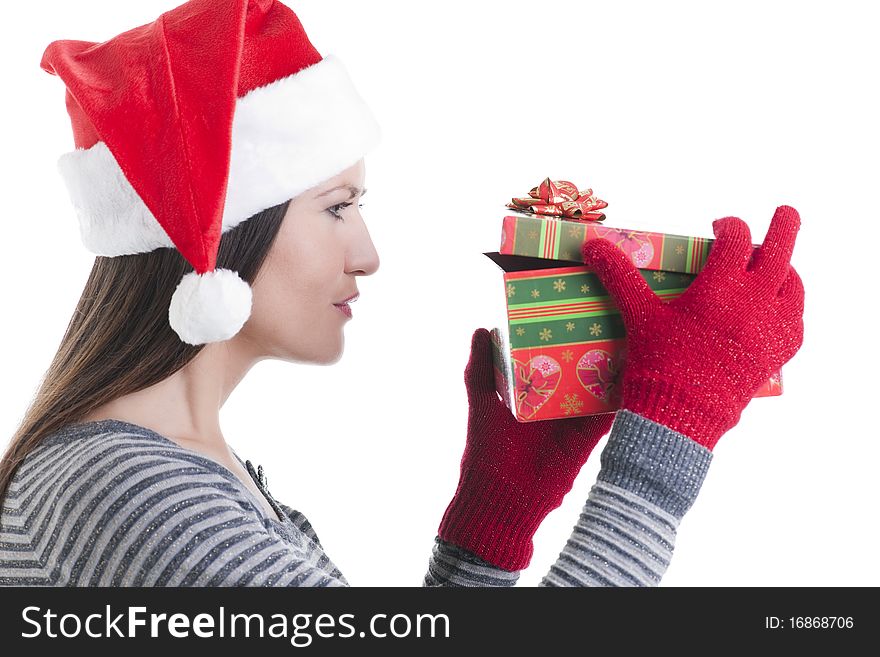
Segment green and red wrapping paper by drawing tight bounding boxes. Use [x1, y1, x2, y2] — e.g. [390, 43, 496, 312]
[486, 210, 783, 422]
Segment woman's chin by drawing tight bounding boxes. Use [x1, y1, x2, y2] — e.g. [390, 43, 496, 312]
[317, 343, 345, 365]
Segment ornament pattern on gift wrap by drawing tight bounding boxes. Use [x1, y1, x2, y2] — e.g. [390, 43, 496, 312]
[513, 355, 562, 419]
[576, 349, 622, 404]
[593, 226, 655, 268]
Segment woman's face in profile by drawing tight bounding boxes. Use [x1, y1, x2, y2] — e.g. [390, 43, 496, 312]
[239, 158, 379, 364]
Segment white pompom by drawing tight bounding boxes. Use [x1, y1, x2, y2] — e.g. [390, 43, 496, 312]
[168, 269, 253, 345]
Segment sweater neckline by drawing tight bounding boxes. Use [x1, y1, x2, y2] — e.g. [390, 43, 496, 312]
[50, 418, 289, 526]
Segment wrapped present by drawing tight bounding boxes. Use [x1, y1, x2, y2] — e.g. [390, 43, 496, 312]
[485, 211, 783, 423]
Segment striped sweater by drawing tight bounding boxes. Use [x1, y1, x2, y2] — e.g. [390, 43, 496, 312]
[0, 409, 711, 586]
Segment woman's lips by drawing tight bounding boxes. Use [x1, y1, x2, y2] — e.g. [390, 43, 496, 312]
[333, 292, 357, 318]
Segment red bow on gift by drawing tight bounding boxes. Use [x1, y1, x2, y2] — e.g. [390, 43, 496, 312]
[507, 177, 607, 221]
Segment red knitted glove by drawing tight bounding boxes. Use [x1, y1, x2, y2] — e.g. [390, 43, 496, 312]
[437, 328, 615, 571]
[581, 205, 805, 450]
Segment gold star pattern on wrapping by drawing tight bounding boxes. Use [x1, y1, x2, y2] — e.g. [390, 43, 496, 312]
[560, 250, 573, 260]
[581, 284, 590, 294]
[565, 321, 576, 332]
[507, 283, 516, 298]
[553, 278, 566, 292]
[531, 289, 540, 298]
[515, 327, 526, 336]
[568, 225, 583, 239]
[589, 322, 602, 336]
[561, 349, 574, 363]
[679, 274, 691, 285]
[652, 271, 666, 282]
[675, 244, 685, 255]
[539, 328, 552, 342]
[560, 393, 584, 416]
[528, 230, 539, 240]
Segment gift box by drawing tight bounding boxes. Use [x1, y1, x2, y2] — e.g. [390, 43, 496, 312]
[485, 210, 783, 422]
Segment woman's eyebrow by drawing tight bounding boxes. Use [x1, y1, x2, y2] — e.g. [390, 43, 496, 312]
[315, 184, 367, 200]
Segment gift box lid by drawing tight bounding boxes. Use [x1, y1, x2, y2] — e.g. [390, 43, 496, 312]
[498, 210, 759, 275]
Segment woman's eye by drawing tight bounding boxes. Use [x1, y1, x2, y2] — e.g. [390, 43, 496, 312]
[327, 201, 364, 221]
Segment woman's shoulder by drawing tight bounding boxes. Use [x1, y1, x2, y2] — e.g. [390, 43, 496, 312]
[2, 419, 344, 586]
[10, 418, 255, 514]
[39, 417, 198, 453]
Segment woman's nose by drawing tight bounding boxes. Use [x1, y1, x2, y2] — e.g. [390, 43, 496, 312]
[348, 221, 380, 276]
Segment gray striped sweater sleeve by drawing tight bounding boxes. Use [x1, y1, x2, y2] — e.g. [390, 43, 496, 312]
[0, 421, 348, 587]
[423, 409, 713, 587]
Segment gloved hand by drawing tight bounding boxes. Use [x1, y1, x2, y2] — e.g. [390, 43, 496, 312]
[437, 328, 616, 571]
[580, 205, 805, 450]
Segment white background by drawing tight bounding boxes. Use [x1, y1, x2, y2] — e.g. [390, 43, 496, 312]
[1, 0, 877, 586]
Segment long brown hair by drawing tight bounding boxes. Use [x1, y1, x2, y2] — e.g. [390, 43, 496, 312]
[0, 199, 290, 506]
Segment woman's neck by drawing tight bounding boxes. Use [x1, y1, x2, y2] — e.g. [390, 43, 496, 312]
[78, 338, 260, 453]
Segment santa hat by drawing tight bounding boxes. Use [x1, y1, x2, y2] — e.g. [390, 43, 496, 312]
[40, 0, 381, 346]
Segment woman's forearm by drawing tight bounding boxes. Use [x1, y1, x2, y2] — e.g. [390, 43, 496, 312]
[423, 409, 713, 587]
[539, 409, 712, 586]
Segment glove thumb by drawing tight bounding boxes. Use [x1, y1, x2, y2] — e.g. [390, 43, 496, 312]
[464, 328, 499, 408]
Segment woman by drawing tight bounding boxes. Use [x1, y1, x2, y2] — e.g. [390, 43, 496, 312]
[0, 0, 804, 587]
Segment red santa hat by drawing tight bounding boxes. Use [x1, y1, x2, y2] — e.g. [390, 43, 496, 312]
[40, 0, 381, 345]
